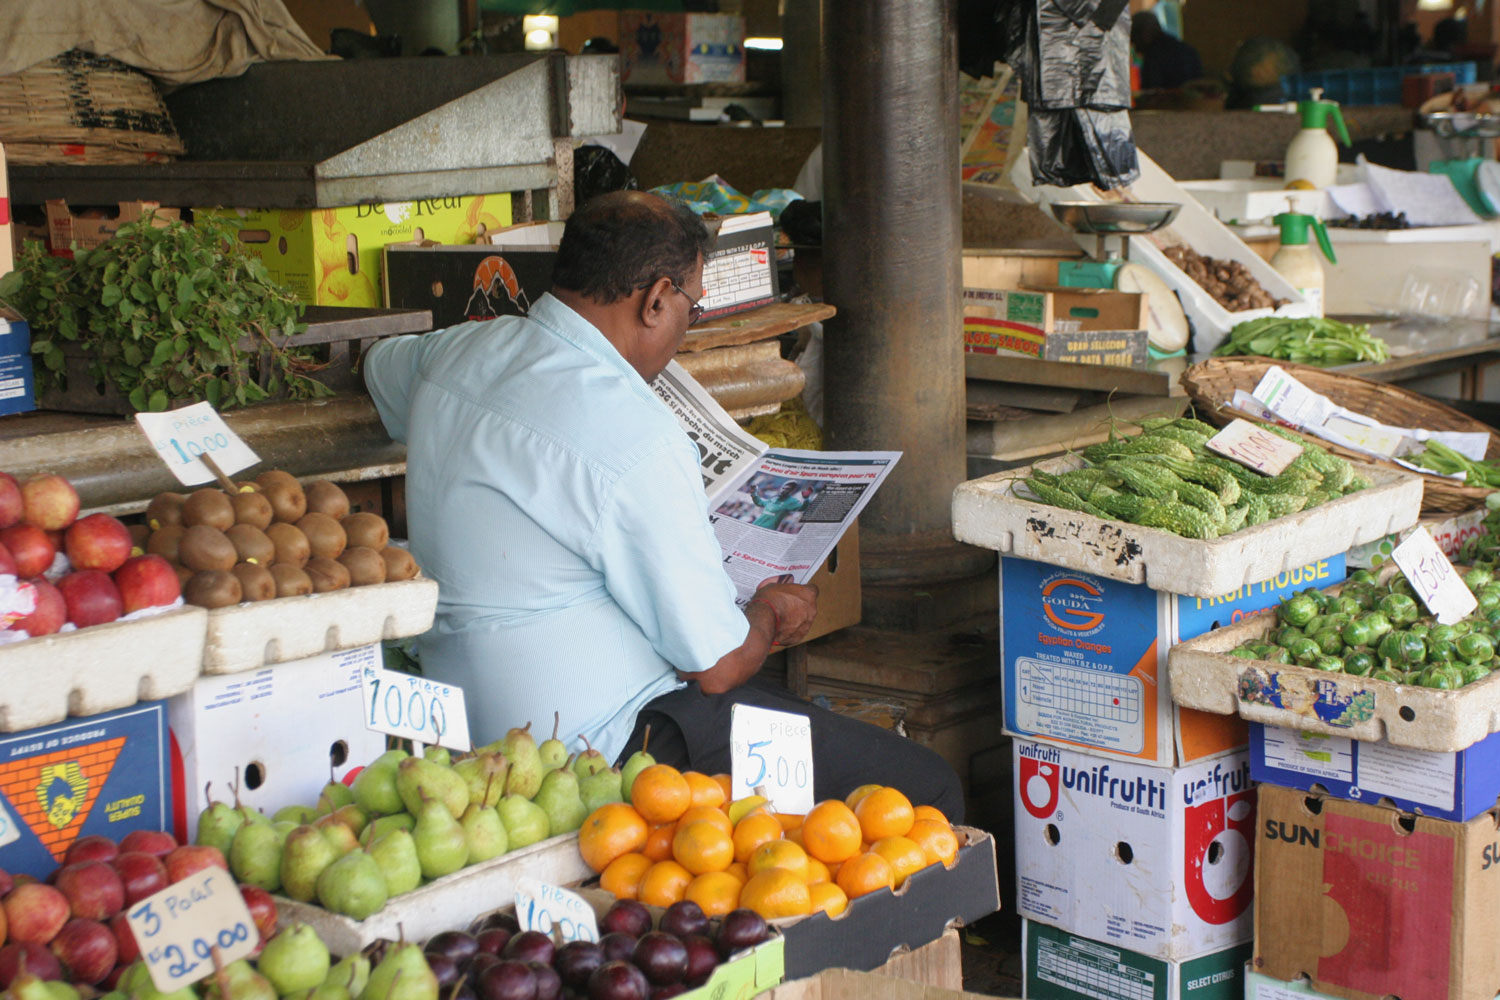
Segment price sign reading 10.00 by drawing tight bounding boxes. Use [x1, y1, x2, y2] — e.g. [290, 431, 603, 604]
[729, 704, 814, 815]
[513, 878, 599, 943]
[127, 868, 258, 992]
[134, 401, 261, 487]
[361, 665, 472, 752]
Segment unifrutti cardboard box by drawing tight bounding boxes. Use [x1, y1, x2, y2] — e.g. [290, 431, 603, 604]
[1014, 740, 1255, 960]
[620, 12, 745, 85]
[1024, 921, 1252, 1000]
[962, 287, 1149, 366]
[1254, 782, 1500, 1000]
[0, 702, 172, 879]
[998, 554, 1344, 766]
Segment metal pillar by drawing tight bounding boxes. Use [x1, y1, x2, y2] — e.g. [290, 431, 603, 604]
[820, 0, 991, 587]
[781, 0, 823, 129]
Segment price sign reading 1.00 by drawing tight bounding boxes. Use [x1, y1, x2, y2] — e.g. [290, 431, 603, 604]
[134, 402, 261, 487]
[361, 666, 472, 752]
[126, 868, 258, 993]
[729, 704, 814, 815]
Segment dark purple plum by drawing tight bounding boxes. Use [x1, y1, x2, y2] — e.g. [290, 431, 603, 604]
[586, 961, 649, 1000]
[528, 962, 562, 1000]
[429, 931, 482, 966]
[448, 983, 478, 1000]
[477, 960, 539, 1000]
[681, 936, 718, 987]
[714, 910, 768, 960]
[469, 953, 502, 985]
[484, 912, 522, 934]
[553, 941, 605, 990]
[598, 933, 637, 964]
[426, 953, 463, 989]
[657, 902, 708, 941]
[477, 928, 515, 957]
[650, 987, 687, 1000]
[630, 934, 687, 987]
[599, 900, 651, 939]
[504, 930, 556, 967]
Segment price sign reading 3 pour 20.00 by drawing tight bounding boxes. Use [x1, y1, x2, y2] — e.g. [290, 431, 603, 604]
[127, 868, 258, 992]
[1392, 526, 1478, 626]
[134, 401, 260, 487]
[361, 666, 472, 752]
[730, 705, 814, 814]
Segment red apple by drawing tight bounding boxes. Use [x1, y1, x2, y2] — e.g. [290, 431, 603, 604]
[117, 830, 176, 858]
[110, 852, 168, 906]
[63, 836, 118, 868]
[3, 883, 70, 944]
[0, 526, 55, 579]
[64, 515, 132, 574]
[54, 861, 125, 921]
[100, 963, 127, 991]
[163, 845, 226, 884]
[0, 543, 15, 578]
[0, 474, 22, 530]
[57, 571, 123, 628]
[112, 555, 181, 614]
[239, 885, 277, 943]
[20, 475, 78, 532]
[0, 868, 12, 898]
[48, 918, 117, 984]
[15, 578, 65, 638]
[0, 942, 61, 985]
[109, 912, 140, 965]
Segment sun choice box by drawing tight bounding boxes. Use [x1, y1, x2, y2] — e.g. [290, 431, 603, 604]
[620, 12, 746, 85]
[0, 316, 35, 415]
[998, 553, 1344, 766]
[0, 702, 171, 880]
[1254, 782, 1500, 1000]
[168, 646, 387, 842]
[1250, 722, 1500, 823]
[1024, 921, 1252, 1000]
[963, 287, 1149, 366]
[1245, 968, 1500, 1000]
[1014, 740, 1255, 960]
[200, 194, 512, 309]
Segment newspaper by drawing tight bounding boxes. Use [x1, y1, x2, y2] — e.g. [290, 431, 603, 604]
[652, 360, 900, 605]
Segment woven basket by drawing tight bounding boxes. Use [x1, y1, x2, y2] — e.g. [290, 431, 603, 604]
[0, 50, 183, 164]
[1181, 356, 1499, 514]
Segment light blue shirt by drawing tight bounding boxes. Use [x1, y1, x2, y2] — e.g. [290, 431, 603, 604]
[363, 294, 750, 761]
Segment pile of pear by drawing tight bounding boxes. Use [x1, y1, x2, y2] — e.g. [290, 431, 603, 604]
[201, 718, 643, 921]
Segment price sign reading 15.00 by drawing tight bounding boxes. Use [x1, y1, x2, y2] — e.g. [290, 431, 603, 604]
[127, 868, 258, 992]
[1392, 526, 1478, 625]
[729, 704, 814, 815]
[361, 666, 472, 752]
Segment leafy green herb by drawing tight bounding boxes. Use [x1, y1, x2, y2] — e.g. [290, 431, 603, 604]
[1213, 316, 1390, 365]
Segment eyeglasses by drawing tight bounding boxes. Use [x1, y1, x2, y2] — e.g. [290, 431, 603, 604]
[669, 282, 705, 325]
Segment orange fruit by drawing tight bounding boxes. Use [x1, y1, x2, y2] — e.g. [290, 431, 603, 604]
[644, 823, 677, 862]
[844, 784, 882, 810]
[855, 787, 915, 842]
[725, 862, 750, 885]
[909, 819, 960, 867]
[776, 813, 804, 832]
[804, 857, 832, 885]
[711, 774, 734, 804]
[871, 836, 927, 886]
[748, 839, 809, 882]
[732, 812, 784, 863]
[739, 868, 812, 919]
[785, 827, 805, 848]
[836, 851, 894, 899]
[809, 881, 848, 917]
[600, 852, 652, 900]
[638, 860, 693, 907]
[802, 801, 862, 864]
[684, 772, 727, 809]
[684, 871, 742, 917]
[633, 765, 692, 824]
[913, 805, 949, 826]
[673, 820, 735, 875]
[678, 806, 733, 838]
[579, 803, 650, 873]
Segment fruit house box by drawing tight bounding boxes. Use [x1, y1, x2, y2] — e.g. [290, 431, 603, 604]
[1024, 921, 1252, 1000]
[999, 554, 1345, 766]
[1013, 740, 1255, 961]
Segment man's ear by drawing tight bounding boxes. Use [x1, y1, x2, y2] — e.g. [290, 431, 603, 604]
[639, 277, 673, 328]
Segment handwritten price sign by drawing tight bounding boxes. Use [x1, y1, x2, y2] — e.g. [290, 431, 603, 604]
[134, 402, 260, 486]
[361, 666, 472, 752]
[514, 879, 599, 943]
[730, 705, 814, 814]
[1206, 419, 1304, 477]
[127, 868, 257, 992]
[1392, 526, 1477, 625]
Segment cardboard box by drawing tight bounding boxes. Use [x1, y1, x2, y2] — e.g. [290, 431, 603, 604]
[1250, 723, 1500, 823]
[1014, 741, 1255, 960]
[999, 554, 1344, 766]
[1254, 782, 1500, 1000]
[1246, 968, 1500, 1000]
[203, 194, 512, 308]
[764, 954, 978, 1000]
[797, 521, 859, 646]
[0, 702, 172, 879]
[620, 13, 745, 85]
[383, 243, 556, 330]
[1346, 508, 1486, 570]
[43, 199, 181, 259]
[962, 287, 1149, 366]
[168, 646, 387, 842]
[1024, 921, 1252, 1000]
[0, 316, 35, 415]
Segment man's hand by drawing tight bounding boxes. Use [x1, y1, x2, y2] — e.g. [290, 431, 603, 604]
[752, 581, 819, 647]
[677, 582, 820, 695]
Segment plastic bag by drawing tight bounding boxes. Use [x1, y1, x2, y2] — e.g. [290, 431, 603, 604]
[573, 145, 638, 208]
[1027, 107, 1139, 189]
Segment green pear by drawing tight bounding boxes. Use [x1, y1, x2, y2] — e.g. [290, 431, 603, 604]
[288, 985, 349, 1000]
[281, 825, 338, 903]
[196, 783, 244, 854]
[360, 813, 415, 846]
[275, 804, 319, 825]
[123, 965, 196, 1000]
[368, 829, 422, 896]
[42, 983, 80, 1000]
[228, 820, 282, 892]
[316, 817, 361, 857]
[329, 804, 369, 836]
[372, 748, 411, 768]
[10, 974, 57, 1000]
[351, 761, 404, 816]
[580, 766, 625, 813]
[537, 712, 568, 772]
[272, 820, 299, 845]
[359, 942, 437, 1000]
[412, 794, 468, 879]
[460, 804, 508, 863]
[258, 924, 331, 995]
[573, 735, 609, 778]
[97, 992, 125, 1000]
[620, 726, 656, 804]
[316, 778, 355, 816]
[496, 794, 549, 849]
[454, 753, 509, 810]
[204, 961, 276, 1000]
[325, 955, 372, 997]
[316, 848, 388, 920]
[423, 745, 451, 767]
[396, 757, 469, 820]
[532, 758, 587, 835]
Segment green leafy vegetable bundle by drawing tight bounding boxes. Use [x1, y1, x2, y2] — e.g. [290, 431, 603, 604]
[1411, 440, 1500, 488]
[1213, 316, 1390, 365]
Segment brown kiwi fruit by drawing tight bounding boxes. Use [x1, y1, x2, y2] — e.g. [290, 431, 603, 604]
[145, 493, 186, 531]
[255, 469, 298, 490]
[270, 563, 314, 597]
[234, 481, 260, 493]
[338, 546, 387, 587]
[304, 481, 351, 521]
[127, 523, 151, 551]
[343, 512, 390, 551]
[304, 555, 351, 593]
[296, 512, 347, 560]
[184, 570, 242, 609]
[181, 489, 235, 531]
[225, 524, 276, 566]
[146, 526, 187, 563]
[265, 523, 311, 568]
[261, 479, 307, 524]
[231, 562, 277, 602]
[179, 525, 237, 572]
[381, 546, 420, 582]
[172, 563, 195, 590]
[231, 491, 274, 530]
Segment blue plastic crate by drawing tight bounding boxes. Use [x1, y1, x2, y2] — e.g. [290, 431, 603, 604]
[1280, 63, 1477, 105]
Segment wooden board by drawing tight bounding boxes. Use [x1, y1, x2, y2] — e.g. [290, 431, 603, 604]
[678, 302, 836, 353]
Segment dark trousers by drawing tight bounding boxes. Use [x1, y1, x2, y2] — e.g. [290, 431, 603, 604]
[614, 680, 966, 824]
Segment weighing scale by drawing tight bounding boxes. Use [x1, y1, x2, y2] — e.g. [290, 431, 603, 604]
[1422, 111, 1500, 218]
[1050, 201, 1191, 358]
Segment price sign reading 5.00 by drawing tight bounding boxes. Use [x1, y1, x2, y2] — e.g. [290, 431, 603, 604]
[729, 705, 814, 814]
[361, 666, 472, 752]
[134, 402, 261, 487]
[127, 868, 257, 993]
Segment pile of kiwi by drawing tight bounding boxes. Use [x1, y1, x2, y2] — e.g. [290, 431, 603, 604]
[141, 470, 420, 610]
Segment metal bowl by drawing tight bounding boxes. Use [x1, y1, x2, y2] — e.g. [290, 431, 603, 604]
[1050, 201, 1181, 234]
[1421, 111, 1500, 139]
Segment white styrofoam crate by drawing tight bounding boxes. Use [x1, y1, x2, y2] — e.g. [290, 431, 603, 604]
[951, 455, 1422, 599]
[1181, 179, 1330, 224]
[202, 578, 438, 674]
[0, 607, 208, 732]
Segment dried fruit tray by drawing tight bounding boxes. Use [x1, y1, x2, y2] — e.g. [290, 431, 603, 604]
[951, 455, 1421, 599]
[202, 577, 438, 674]
[0, 606, 208, 732]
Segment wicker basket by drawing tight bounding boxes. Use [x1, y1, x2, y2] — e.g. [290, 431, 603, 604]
[0, 50, 183, 165]
[1181, 356, 1499, 514]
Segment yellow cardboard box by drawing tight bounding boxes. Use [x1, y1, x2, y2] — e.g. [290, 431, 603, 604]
[201, 194, 512, 307]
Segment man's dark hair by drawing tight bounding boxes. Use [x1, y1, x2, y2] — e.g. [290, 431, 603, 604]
[551, 192, 710, 304]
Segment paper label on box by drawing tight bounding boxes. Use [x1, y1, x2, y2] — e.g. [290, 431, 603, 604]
[135, 402, 260, 486]
[128, 868, 258, 992]
[1015, 657, 1145, 753]
[361, 665, 471, 752]
[0, 798, 20, 850]
[1236, 668, 1376, 729]
[514, 878, 599, 942]
[1250, 982, 1312, 1000]
[1027, 923, 1169, 1000]
[1357, 740, 1457, 810]
[1392, 526, 1477, 625]
[1206, 419, 1303, 476]
[1259, 728, 1355, 783]
[729, 705, 813, 814]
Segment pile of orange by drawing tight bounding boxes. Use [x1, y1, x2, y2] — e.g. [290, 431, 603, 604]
[577, 767, 961, 923]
